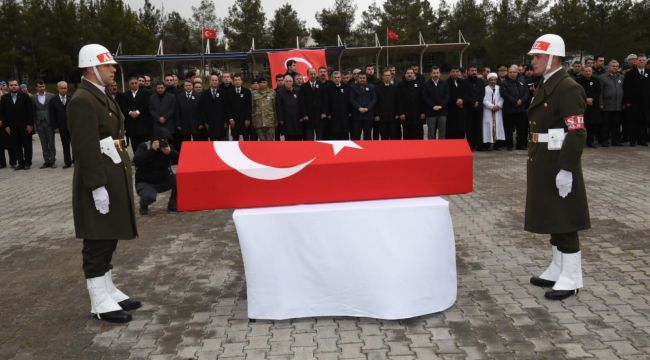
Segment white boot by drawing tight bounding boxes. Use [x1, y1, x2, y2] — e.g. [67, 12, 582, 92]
[552, 251, 583, 291]
[87, 276, 123, 315]
[104, 270, 130, 303]
[539, 246, 562, 281]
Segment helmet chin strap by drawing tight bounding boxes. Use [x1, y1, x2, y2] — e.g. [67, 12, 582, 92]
[92, 66, 106, 86]
[544, 55, 554, 76]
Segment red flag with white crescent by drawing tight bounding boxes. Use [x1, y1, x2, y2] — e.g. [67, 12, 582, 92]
[202, 28, 217, 40]
[268, 49, 328, 88]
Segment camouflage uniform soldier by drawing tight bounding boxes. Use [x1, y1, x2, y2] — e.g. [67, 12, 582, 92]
[252, 77, 277, 141]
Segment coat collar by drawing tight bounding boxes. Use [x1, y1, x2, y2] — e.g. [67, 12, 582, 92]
[79, 78, 109, 107]
[529, 68, 569, 110]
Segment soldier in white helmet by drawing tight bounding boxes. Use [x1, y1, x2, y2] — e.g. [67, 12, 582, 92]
[525, 34, 590, 300]
[67, 44, 140, 322]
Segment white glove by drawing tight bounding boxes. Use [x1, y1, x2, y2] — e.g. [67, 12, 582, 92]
[555, 170, 573, 198]
[92, 186, 110, 214]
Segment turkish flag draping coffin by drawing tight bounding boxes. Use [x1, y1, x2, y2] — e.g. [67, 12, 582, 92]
[177, 140, 473, 210]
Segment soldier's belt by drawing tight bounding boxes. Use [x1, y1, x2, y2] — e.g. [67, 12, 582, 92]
[529, 133, 549, 143]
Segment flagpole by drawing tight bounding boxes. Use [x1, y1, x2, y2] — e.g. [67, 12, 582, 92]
[386, 27, 389, 68]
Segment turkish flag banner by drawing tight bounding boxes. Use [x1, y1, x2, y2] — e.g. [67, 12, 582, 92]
[268, 49, 328, 88]
[177, 140, 473, 210]
[202, 28, 217, 39]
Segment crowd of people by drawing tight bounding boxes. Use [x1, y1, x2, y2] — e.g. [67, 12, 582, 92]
[1, 53, 649, 172]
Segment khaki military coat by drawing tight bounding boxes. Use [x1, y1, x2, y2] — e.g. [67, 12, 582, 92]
[525, 69, 590, 234]
[67, 79, 138, 240]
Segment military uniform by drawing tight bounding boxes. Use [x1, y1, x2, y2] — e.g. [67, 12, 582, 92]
[526, 68, 590, 235]
[251, 88, 277, 140]
[68, 69, 140, 323]
[68, 79, 138, 242]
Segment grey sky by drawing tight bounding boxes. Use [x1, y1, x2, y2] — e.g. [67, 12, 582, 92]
[124, 0, 443, 28]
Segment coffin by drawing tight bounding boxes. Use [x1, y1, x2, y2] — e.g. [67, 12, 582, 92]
[177, 140, 473, 210]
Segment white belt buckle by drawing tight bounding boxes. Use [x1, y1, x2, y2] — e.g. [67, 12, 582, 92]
[99, 136, 122, 164]
[547, 128, 565, 150]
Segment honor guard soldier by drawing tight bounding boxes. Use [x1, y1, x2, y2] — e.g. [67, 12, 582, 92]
[525, 34, 590, 300]
[67, 44, 140, 322]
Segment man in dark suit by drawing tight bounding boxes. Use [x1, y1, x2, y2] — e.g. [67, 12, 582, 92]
[118, 76, 151, 151]
[577, 66, 602, 147]
[466, 66, 486, 149]
[623, 54, 648, 146]
[227, 74, 253, 141]
[301, 68, 328, 140]
[0, 79, 34, 169]
[349, 73, 377, 140]
[199, 74, 230, 141]
[149, 82, 176, 135]
[325, 71, 350, 140]
[375, 69, 399, 140]
[421, 66, 450, 140]
[49, 81, 73, 168]
[397, 68, 426, 140]
[175, 80, 202, 149]
[446, 66, 470, 140]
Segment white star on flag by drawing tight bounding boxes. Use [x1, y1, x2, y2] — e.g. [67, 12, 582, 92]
[317, 141, 364, 155]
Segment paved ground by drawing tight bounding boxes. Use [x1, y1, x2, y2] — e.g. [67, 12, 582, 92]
[1, 137, 650, 360]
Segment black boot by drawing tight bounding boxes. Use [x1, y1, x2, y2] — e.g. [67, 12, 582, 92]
[118, 299, 142, 311]
[530, 277, 555, 288]
[93, 310, 132, 323]
[544, 289, 578, 300]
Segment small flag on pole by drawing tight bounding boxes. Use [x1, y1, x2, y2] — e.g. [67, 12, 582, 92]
[202, 28, 217, 40]
[387, 27, 400, 41]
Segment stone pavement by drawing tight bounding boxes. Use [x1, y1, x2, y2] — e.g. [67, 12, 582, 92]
[1, 137, 650, 360]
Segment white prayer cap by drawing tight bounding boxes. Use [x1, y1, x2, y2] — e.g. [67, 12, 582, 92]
[487, 72, 498, 80]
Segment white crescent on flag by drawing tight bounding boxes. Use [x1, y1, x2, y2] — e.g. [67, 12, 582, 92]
[213, 141, 363, 181]
[214, 142, 315, 181]
[285, 57, 313, 70]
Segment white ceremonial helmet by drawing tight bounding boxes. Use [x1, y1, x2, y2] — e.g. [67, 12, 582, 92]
[528, 34, 565, 57]
[78, 44, 117, 86]
[528, 34, 565, 75]
[78, 44, 117, 68]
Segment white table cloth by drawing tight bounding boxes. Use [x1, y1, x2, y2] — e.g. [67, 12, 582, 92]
[232, 196, 457, 320]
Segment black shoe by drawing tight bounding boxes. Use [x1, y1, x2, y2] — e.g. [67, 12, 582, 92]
[24, 165, 31, 170]
[40, 163, 50, 169]
[630, 143, 637, 147]
[139, 206, 148, 215]
[530, 276, 555, 288]
[14, 165, 24, 170]
[639, 142, 649, 146]
[507, 147, 514, 151]
[50, 163, 57, 168]
[167, 207, 178, 212]
[92, 309, 132, 323]
[0, 165, 6, 169]
[544, 289, 578, 300]
[600, 143, 609, 147]
[612, 142, 623, 147]
[118, 298, 142, 311]
[62, 164, 72, 169]
[587, 143, 596, 148]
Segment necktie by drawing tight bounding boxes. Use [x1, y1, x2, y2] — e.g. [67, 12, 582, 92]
[61, 96, 66, 105]
[212, 89, 216, 98]
[187, 92, 191, 99]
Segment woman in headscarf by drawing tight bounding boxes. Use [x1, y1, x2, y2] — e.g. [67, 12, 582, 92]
[482, 72, 505, 150]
